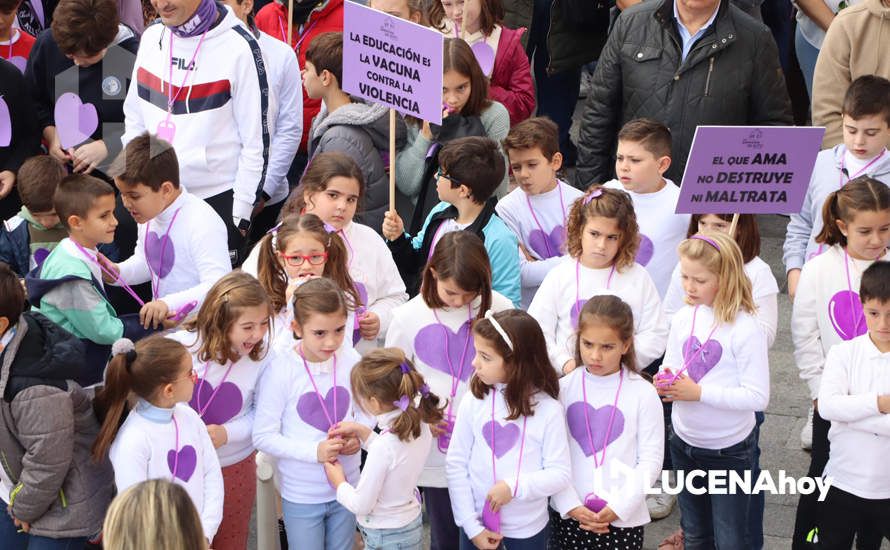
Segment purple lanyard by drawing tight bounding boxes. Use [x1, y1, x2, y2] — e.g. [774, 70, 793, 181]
[298, 345, 338, 428]
[489, 390, 527, 497]
[525, 185, 567, 258]
[72, 241, 146, 306]
[339, 228, 355, 268]
[575, 260, 616, 310]
[581, 369, 623, 468]
[194, 360, 237, 419]
[165, 32, 209, 116]
[145, 207, 182, 298]
[669, 305, 719, 383]
[842, 248, 863, 339]
[278, 16, 319, 53]
[432, 305, 474, 420]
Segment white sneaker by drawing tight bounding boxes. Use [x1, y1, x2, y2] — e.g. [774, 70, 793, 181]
[647, 473, 677, 520]
[801, 406, 814, 450]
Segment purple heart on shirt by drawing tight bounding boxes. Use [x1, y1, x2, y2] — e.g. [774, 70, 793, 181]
[146, 230, 175, 279]
[0, 95, 10, 147]
[9, 56, 26, 73]
[571, 300, 586, 330]
[683, 336, 723, 382]
[636, 234, 654, 266]
[528, 225, 566, 260]
[414, 321, 475, 381]
[33, 248, 50, 267]
[828, 290, 867, 341]
[53, 93, 98, 149]
[189, 378, 243, 426]
[352, 282, 368, 345]
[482, 420, 519, 459]
[566, 402, 625, 457]
[167, 444, 197, 482]
[296, 385, 350, 432]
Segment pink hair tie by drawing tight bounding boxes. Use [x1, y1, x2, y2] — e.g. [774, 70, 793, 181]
[690, 234, 720, 250]
[582, 188, 604, 205]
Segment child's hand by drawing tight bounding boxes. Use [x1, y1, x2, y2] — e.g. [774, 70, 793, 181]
[206, 424, 228, 448]
[70, 139, 108, 174]
[430, 419, 450, 437]
[317, 437, 345, 463]
[568, 505, 600, 531]
[470, 529, 503, 549]
[787, 268, 801, 301]
[878, 395, 890, 414]
[382, 210, 404, 241]
[518, 244, 536, 262]
[588, 506, 618, 533]
[323, 460, 346, 488]
[661, 373, 701, 402]
[486, 480, 513, 513]
[140, 300, 170, 329]
[11, 515, 31, 533]
[421, 120, 433, 140]
[339, 435, 361, 455]
[96, 252, 120, 284]
[329, 421, 372, 442]
[562, 359, 577, 375]
[358, 311, 380, 340]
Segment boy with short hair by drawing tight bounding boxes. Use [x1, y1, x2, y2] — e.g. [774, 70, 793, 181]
[303, 31, 407, 233]
[0, 155, 67, 276]
[25, 174, 154, 384]
[785, 75, 890, 299]
[603, 118, 690, 298]
[382, 136, 521, 306]
[102, 133, 231, 328]
[495, 116, 584, 309]
[816, 260, 890, 548]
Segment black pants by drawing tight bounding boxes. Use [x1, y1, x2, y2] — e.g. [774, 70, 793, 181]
[203, 189, 247, 267]
[817, 487, 890, 549]
[548, 509, 644, 550]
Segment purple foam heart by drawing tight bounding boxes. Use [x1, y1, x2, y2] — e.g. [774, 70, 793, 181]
[683, 336, 723, 382]
[54, 92, 98, 149]
[566, 402, 625, 457]
[636, 234, 654, 266]
[482, 501, 501, 533]
[437, 415, 455, 453]
[9, 56, 26, 74]
[189, 378, 244, 425]
[828, 290, 866, 341]
[167, 444, 197, 482]
[33, 248, 50, 267]
[584, 494, 608, 513]
[471, 42, 495, 75]
[145, 230, 175, 279]
[528, 225, 566, 260]
[352, 282, 368, 345]
[296, 385, 350, 432]
[482, 420, 519, 459]
[414, 321, 475, 381]
[0, 95, 10, 147]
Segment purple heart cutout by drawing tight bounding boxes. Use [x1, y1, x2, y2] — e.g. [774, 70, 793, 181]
[145, 230, 175, 279]
[296, 385, 350, 432]
[167, 444, 197, 482]
[683, 336, 723, 382]
[585, 494, 608, 513]
[9, 56, 26, 73]
[566, 402, 625, 457]
[528, 225, 566, 260]
[0, 96, 10, 147]
[414, 321, 475, 381]
[33, 248, 50, 267]
[828, 290, 867, 341]
[189, 378, 244, 426]
[636, 234, 654, 266]
[54, 92, 99, 149]
[482, 420, 519, 459]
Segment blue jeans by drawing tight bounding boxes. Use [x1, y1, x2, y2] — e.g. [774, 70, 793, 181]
[795, 26, 820, 100]
[458, 522, 550, 550]
[359, 514, 423, 550]
[0, 511, 88, 550]
[670, 427, 757, 550]
[281, 499, 356, 550]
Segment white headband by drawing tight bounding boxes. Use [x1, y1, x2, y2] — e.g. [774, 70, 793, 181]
[484, 310, 513, 351]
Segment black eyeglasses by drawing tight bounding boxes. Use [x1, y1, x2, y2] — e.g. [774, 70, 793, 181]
[436, 167, 461, 186]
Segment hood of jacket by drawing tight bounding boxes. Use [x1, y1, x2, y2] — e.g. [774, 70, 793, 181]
[865, 0, 890, 16]
[311, 100, 408, 151]
[273, 0, 341, 26]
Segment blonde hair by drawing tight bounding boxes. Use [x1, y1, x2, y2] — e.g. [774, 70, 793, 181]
[677, 232, 755, 324]
[103, 479, 207, 550]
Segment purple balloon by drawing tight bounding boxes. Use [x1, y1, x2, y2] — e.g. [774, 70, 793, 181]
[167, 444, 197, 482]
[828, 290, 866, 341]
[54, 92, 99, 149]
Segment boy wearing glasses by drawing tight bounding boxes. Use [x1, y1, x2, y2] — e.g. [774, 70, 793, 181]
[101, 132, 232, 329]
[382, 136, 521, 306]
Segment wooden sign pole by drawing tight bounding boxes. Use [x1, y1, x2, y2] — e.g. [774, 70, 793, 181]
[729, 212, 740, 239]
[287, 0, 295, 45]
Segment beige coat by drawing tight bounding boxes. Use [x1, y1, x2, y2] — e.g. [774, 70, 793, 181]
[812, 0, 890, 148]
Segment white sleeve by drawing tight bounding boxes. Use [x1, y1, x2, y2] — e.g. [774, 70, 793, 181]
[838, 415, 890, 437]
[117, 228, 152, 286]
[335, 443, 392, 516]
[791, 267, 824, 399]
[109, 431, 150, 494]
[817, 346, 881, 423]
[521, 256, 564, 290]
[783, 184, 816, 272]
[504, 404, 571, 502]
[699, 322, 770, 412]
[252, 362, 318, 463]
[263, 52, 302, 201]
[632, 275, 669, 369]
[223, 400, 255, 453]
[754, 290, 778, 349]
[121, 58, 145, 147]
[445, 397, 485, 540]
[230, 39, 268, 226]
[159, 217, 232, 311]
[528, 271, 571, 372]
[368, 237, 408, 335]
[662, 265, 685, 328]
[199, 425, 224, 541]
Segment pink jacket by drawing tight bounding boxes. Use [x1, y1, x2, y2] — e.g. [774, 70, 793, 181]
[490, 26, 535, 126]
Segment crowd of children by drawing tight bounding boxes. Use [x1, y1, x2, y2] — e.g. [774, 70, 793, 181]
[1, 0, 890, 548]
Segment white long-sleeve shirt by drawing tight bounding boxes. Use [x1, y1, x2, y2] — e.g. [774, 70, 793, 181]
[252, 341, 371, 503]
[495, 180, 584, 309]
[335, 410, 430, 529]
[168, 330, 269, 467]
[664, 256, 779, 348]
[662, 305, 770, 449]
[109, 401, 223, 539]
[792, 245, 888, 399]
[528, 259, 667, 372]
[603, 179, 690, 298]
[446, 386, 571, 540]
[384, 291, 514, 487]
[552, 368, 663, 527]
[819, 334, 890, 499]
[116, 190, 231, 312]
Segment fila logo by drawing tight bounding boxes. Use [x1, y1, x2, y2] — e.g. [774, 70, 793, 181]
[171, 57, 196, 71]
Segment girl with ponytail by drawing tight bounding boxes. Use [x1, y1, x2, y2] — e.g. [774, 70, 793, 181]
[324, 348, 445, 549]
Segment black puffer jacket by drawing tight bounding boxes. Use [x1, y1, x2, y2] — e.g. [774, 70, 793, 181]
[575, 0, 792, 187]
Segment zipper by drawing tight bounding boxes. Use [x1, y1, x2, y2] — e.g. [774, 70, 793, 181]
[704, 56, 714, 96]
[545, 0, 555, 75]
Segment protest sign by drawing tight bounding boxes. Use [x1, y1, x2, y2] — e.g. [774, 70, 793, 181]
[677, 126, 824, 215]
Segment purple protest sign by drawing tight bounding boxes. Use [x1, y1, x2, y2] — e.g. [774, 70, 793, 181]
[677, 126, 824, 214]
[342, 1, 444, 124]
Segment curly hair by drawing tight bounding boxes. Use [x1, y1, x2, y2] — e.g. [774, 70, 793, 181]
[565, 185, 640, 272]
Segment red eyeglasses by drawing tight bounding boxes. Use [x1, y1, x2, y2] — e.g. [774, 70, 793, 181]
[278, 251, 329, 267]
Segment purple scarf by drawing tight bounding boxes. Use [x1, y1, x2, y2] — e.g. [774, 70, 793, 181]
[171, 0, 219, 38]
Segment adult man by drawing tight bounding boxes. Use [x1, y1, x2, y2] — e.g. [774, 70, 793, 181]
[575, 0, 792, 187]
[123, 0, 270, 265]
